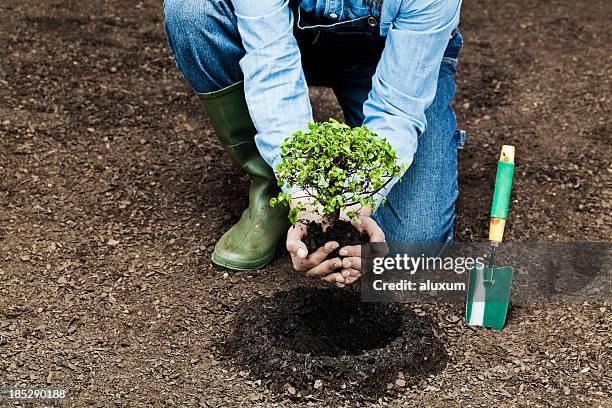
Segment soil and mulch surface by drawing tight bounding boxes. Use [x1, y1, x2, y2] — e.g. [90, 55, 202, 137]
[0, 0, 610, 407]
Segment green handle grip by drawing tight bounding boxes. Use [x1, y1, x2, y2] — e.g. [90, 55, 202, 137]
[490, 161, 515, 219]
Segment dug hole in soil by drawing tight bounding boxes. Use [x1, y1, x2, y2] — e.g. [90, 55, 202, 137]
[218, 287, 448, 400]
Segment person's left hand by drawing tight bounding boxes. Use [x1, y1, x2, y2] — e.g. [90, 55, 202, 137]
[338, 214, 387, 286]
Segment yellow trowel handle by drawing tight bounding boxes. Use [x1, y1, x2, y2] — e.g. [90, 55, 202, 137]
[489, 145, 515, 244]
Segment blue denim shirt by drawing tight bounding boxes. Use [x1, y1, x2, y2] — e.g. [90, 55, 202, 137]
[231, 0, 461, 198]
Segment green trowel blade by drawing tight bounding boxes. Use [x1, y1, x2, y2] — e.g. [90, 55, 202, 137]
[465, 265, 513, 330]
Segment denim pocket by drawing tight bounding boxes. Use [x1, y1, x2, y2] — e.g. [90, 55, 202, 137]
[295, 10, 384, 74]
[297, 31, 380, 74]
[319, 31, 381, 70]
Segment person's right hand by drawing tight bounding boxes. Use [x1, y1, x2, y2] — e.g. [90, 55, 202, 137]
[286, 222, 348, 287]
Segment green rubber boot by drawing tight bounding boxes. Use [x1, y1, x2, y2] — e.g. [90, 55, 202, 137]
[197, 82, 289, 271]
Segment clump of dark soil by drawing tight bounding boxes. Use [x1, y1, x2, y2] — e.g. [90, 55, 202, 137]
[220, 287, 448, 400]
[303, 219, 369, 258]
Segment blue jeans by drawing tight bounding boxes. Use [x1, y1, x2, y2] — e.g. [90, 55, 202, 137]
[164, 0, 464, 243]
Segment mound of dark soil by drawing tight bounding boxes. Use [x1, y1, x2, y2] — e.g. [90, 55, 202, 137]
[220, 287, 448, 400]
[303, 219, 370, 259]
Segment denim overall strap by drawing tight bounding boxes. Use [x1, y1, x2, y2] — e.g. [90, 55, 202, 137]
[294, 8, 384, 86]
[292, 0, 381, 31]
[363, 0, 383, 13]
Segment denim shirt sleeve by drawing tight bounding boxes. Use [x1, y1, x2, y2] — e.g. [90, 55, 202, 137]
[230, 0, 313, 188]
[364, 0, 462, 202]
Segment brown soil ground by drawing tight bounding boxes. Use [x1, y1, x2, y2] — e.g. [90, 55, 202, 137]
[0, 0, 611, 407]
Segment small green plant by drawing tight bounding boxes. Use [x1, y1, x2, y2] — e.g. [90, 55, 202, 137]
[270, 119, 406, 226]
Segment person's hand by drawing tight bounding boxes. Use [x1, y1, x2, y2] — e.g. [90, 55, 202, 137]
[285, 191, 386, 287]
[339, 214, 387, 284]
[286, 223, 346, 287]
[285, 189, 348, 287]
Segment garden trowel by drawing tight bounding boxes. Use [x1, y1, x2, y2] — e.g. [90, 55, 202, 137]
[466, 145, 515, 330]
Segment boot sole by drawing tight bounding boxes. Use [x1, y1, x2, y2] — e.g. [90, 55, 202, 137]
[211, 248, 276, 271]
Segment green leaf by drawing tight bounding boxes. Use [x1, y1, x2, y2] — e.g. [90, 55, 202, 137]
[272, 120, 405, 222]
[288, 207, 300, 225]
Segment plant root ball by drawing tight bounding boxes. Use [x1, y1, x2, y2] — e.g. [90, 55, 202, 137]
[303, 219, 369, 259]
[219, 287, 448, 401]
